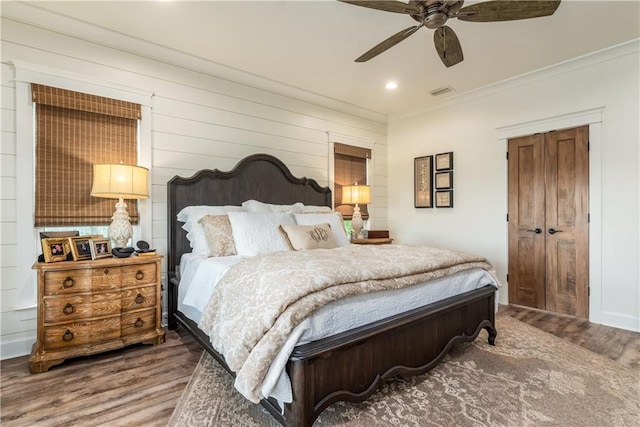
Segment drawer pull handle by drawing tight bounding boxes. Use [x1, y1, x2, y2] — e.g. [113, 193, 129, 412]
[62, 330, 74, 342]
[134, 318, 144, 328]
[135, 270, 144, 280]
[62, 277, 75, 289]
[103, 269, 109, 275]
[135, 293, 144, 304]
[63, 303, 74, 315]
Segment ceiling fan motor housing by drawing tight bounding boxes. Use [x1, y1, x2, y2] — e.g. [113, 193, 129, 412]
[411, 0, 464, 29]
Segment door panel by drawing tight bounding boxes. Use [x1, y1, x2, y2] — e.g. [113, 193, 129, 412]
[508, 134, 546, 309]
[545, 126, 589, 318]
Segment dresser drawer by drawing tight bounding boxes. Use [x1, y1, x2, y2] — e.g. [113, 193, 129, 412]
[121, 308, 156, 336]
[43, 270, 92, 296]
[43, 317, 121, 350]
[91, 266, 122, 290]
[43, 292, 121, 323]
[122, 263, 156, 286]
[121, 285, 157, 312]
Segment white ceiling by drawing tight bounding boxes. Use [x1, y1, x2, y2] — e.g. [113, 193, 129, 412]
[14, 0, 640, 116]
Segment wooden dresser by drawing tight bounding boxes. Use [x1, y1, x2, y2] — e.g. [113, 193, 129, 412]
[30, 255, 165, 373]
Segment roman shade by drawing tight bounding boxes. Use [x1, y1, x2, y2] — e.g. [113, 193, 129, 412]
[32, 84, 141, 226]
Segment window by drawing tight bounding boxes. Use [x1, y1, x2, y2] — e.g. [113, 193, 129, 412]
[333, 142, 371, 220]
[31, 84, 141, 227]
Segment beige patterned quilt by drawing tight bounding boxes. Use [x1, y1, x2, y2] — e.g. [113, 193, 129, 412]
[198, 244, 498, 402]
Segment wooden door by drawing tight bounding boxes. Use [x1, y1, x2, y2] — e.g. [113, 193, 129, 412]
[508, 126, 589, 318]
[508, 133, 546, 309]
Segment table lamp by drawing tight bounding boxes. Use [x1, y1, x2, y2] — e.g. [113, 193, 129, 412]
[90, 163, 149, 248]
[341, 182, 371, 240]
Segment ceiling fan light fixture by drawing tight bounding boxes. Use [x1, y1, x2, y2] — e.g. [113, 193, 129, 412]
[429, 86, 455, 96]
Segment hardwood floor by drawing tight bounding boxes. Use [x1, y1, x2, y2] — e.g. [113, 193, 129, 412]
[1, 307, 639, 426]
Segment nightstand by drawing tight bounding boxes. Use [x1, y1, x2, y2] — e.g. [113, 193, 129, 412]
[351, 238, 394, 245]
[30, 255, 165, 373]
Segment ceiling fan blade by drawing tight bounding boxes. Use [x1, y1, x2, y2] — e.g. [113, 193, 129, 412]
[457, 0, 561, 22]
[433, 26, 464, 67]
[338, 0, 421, 15]
[355, 25, 421, 62]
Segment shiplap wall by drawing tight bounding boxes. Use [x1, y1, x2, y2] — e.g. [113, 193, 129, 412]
[0, 15, 388, 359]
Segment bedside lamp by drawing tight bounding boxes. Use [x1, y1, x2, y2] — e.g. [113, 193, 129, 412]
[341, 182, 371, 240]
[91, 163, 149, 248]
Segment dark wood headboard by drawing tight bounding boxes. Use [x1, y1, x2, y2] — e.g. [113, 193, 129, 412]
[167, 153, 332, 275]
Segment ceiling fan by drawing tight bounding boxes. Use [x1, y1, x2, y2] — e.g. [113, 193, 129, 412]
[339, 0, 561, 67]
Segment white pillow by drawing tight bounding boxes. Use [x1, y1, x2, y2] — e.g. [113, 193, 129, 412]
[242, 200, 304, 213]
[177, 205, 245, 256]
[299, 204, 333, 213]
[279, 223, 338, 251]
[227, 212, 296, 256]
[294, 212, 350, 247]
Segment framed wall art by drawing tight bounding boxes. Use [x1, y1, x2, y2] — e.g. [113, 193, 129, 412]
[435, 190, 454, 208]
[90, 238, 112, 259]
[42, 237, 72, 263]
[69, 236, 93, 261]
[435, 171, 453, 190]
[414, 156, 433, 208]
[435, 152, 453, 171]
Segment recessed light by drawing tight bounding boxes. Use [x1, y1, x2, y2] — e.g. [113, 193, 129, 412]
[385, 81, 398, 90]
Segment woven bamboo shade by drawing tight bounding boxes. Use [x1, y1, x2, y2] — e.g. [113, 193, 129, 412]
[32, 84, 142, 227]
[334, 142, 371, 220]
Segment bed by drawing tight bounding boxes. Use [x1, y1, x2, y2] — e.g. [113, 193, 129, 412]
[167, 153, 498, 427]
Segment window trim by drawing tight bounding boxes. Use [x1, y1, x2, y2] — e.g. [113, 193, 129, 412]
[12, 60, 153, 311]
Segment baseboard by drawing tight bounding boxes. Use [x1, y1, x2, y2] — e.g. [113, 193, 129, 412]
[601, 311, 640, 333]
[0, 334, 34, 360]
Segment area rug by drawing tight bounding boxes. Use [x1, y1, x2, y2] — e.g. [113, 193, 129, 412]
[169, 316, 640, 426]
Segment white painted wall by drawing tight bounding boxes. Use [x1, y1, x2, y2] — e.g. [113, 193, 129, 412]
[0, 12, 388, 359]
[388, 41, 640, 332]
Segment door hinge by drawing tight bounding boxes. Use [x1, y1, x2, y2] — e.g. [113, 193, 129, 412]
[588, 287, 590, 297]
[588, 141, 590, 151]
[506, 213, 509, 222]
[506, 274, 509, 282]
[588, 213, 590, 223]
[506, 151, 509, 160]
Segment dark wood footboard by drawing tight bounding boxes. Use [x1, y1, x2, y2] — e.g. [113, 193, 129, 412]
[168, 275, 496, 427]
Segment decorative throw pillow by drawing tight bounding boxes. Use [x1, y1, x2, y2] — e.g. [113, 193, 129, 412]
[293, 212, 350, 247]
[198, 214, 237, 257]
[279, 223, 338, 251]
[227, 212, 296, 256]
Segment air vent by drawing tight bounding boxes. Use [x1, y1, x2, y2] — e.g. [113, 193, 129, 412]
[429, 86, 455, 96]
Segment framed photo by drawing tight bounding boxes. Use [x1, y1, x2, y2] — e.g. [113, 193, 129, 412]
[414, 156, 433, 208]
[42, 237, 72, 263]
[435, 190, 454, 208]
[90, 238, 112, 259]
[40, 231, 78, 254]
[69, 236, 93, 261]
[435, 171, 453, 190]
[435, 152, 454, 171]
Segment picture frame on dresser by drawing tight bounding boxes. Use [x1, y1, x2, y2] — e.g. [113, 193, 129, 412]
[414, 155, 434, 208]
[90, 238, 111, 259]
[69, 236, 92, 261]
[42, 237, 72, 263]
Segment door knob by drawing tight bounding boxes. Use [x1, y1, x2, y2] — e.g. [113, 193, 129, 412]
[548, 228, 564, 234]
[526, 228, 542, 234]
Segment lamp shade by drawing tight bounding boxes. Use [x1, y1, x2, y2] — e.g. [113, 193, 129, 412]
[90, 163, 149, 199]
[341, 184, 371, 205]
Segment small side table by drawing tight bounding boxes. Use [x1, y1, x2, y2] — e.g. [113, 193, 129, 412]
[351, 238, 393, 245]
